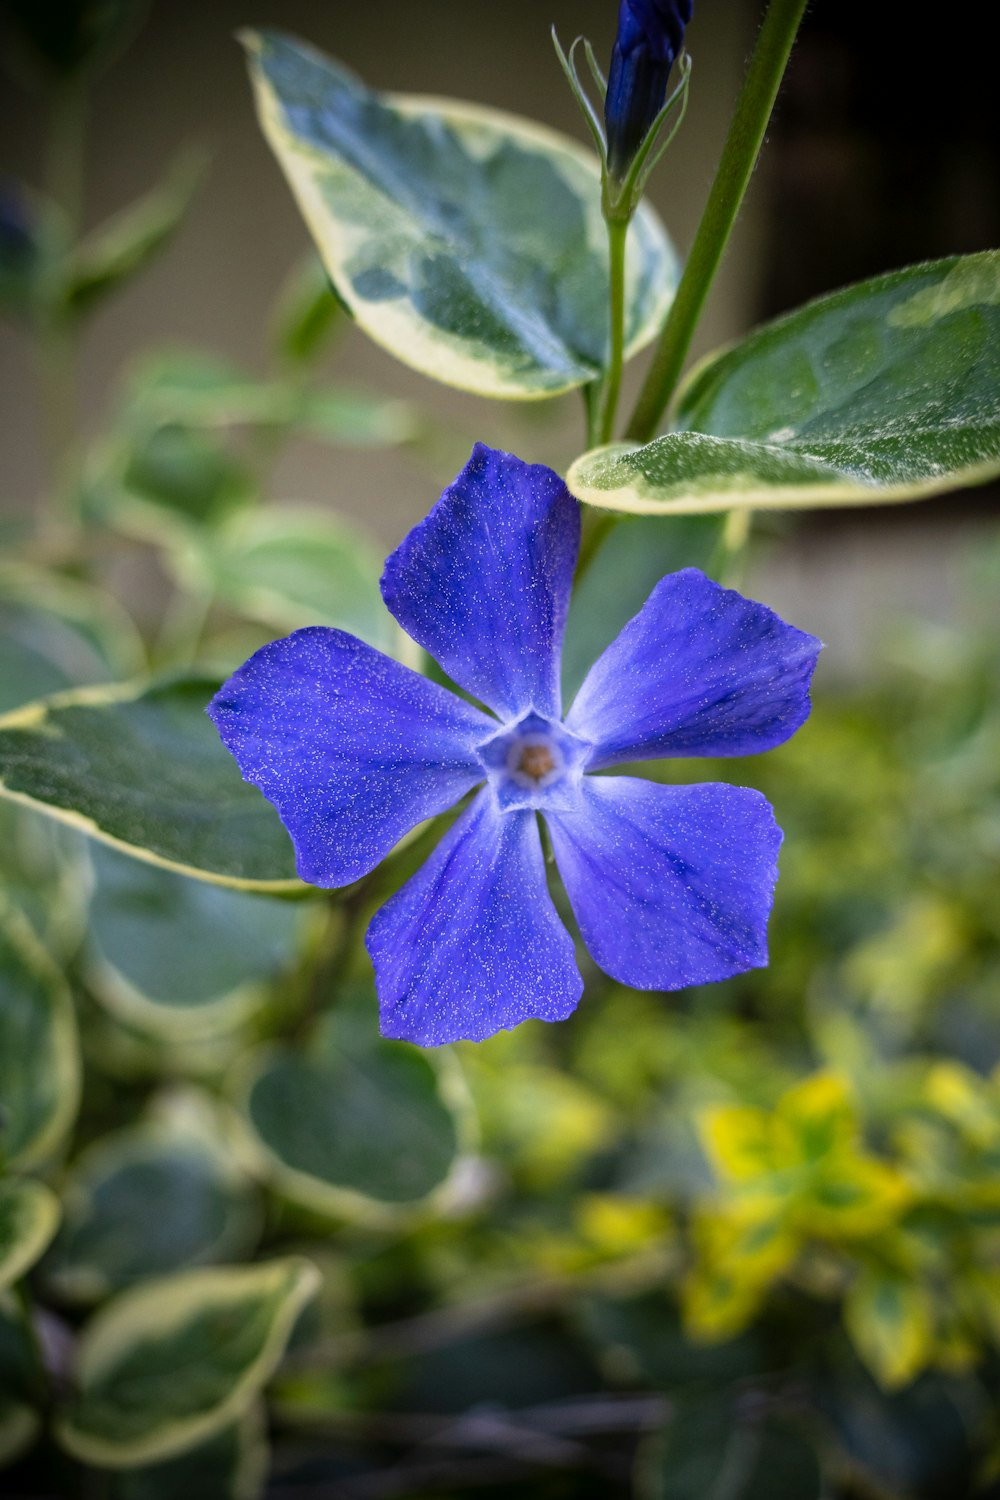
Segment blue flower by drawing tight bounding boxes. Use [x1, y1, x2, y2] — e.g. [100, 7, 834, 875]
[209, 445, 820, 1047]
[605, 0, 693, 179]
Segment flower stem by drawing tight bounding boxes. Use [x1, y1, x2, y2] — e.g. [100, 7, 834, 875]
[596, 216, 629, 444]
[625, 0, 808, 443]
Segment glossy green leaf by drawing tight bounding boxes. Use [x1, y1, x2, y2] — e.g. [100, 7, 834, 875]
[85, 843, 306, 1035]
[63, 149, 205, 319]
[0, 1178, 60, 1292]
[568, 253, 1000, 514]
[56, 1257, 319, 1468]
[0, 907, 80, 1169]
[637, 1390, 824, 1500]
[108, 1406, 268, 1500]
[239, 1009, 464, 1221]
[0, 679, 302, 892]
[185, 507, 404, 655]
[245, 29, 677, 398]
[45, 1095, 261, 1301]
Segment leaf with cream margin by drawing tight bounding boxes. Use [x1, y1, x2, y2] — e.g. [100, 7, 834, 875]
[55, 1258, 319, 1468]
[0, 679, 304, 893]
[567, 253, 1000, 515]
[237, 1007, 467, 1224]
[0, 904, 80, 1170]
[0, 1178, 60, 1292]
[244, 29, 677, 399]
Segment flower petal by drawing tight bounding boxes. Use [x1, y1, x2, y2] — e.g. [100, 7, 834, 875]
[565, 568, 821, 767]
[546, 775, 782, 990]
[367, 791, 582, 1045]
[380, 444, 579, 720]
[208, 627, 493, 887]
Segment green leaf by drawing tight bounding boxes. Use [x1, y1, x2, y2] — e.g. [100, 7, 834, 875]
[0, 906, 80, 1169]
[185, 507, 404, 656]
[0, 1178, 60, 1292]
[238, 1008, 465, 1221]
[55, 1257, 319, 1468]
[568, 253, 1000, 514]
[118, 423, 255, 527]
[108, 1406, 268, 1500]
[0, 678, 303, 892]
[45, 1095, 261, 1302]
[63, 149, 206, 320]
[272, 254, 343, 364]
[244, 30, 677, 399]
[637, 1390, 824, 1500]
[85, 843, 307, 1035]
[844, 1267, 935, 1390]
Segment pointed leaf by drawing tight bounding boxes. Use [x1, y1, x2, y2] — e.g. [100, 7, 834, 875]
[55, 1258, 319, 1468]
[244, 29, 677, 398]
[568, 253, 1000, 514]
[63, 150, 205, 319]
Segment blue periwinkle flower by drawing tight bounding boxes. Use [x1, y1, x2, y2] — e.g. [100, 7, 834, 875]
[209, 445, 820, 1047]
[605, 0, 693, 179]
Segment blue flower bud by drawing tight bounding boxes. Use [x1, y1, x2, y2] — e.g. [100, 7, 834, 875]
[605, 0, 693, 180]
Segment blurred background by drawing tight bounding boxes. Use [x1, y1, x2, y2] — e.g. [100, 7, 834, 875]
[3, 0, 997, 658]
[3, 4, 1000, 1498]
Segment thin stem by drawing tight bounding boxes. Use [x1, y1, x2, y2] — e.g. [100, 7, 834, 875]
[710, 505, 754, 586]
[596, 216, 629, 443]
[626, 0, 809, 443]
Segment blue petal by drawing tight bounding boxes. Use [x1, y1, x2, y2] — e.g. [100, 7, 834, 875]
[381, 444, 580, 720]
[566, 568, 821, 767]
[367, 791, 582, 1045]
[546, 775, 781, 990]
[208, 627, 493, 887]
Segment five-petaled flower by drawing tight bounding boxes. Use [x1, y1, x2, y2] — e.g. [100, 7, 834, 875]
[209, 445, 820, 1047]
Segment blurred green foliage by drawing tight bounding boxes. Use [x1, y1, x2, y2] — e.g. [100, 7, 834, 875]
[2, 2, 1000, 1495]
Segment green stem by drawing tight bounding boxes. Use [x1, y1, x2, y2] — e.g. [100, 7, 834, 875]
[596, 216, 629, 444]
[626, 0, 808, 443]
[576, 509, 617, 581]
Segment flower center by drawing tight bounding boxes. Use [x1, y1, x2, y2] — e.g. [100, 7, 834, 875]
[476, 712, 591, 813]
[516, 743, 556, 782]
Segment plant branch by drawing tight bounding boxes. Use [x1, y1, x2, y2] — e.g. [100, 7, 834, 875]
[626, 0, 809, 443]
